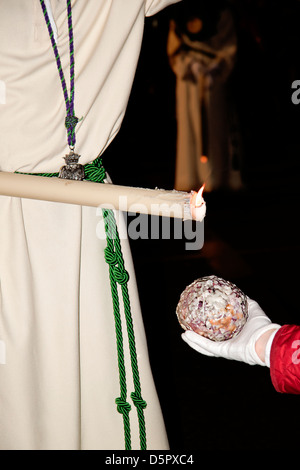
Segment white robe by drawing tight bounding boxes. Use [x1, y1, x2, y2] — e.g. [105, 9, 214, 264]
[0, 0, 180, 450]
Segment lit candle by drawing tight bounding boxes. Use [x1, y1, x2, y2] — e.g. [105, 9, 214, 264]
[190, 184, 206, 221]
[0, 171, 206, 222]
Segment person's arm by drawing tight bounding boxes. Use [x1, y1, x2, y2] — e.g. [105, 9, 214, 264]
[269, 325, 300, 394]
[255, 328, 278, 364]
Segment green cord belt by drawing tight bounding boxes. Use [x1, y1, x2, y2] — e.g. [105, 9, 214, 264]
[16, 156, 147, 450]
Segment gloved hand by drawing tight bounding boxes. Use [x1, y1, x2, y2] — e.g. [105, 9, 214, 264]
[182, 297, 281, 366]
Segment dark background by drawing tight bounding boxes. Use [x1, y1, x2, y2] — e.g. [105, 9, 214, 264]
[103, 0, 300, 450]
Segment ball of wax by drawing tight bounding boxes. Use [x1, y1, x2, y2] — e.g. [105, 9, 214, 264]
[176, 276, 248, 341]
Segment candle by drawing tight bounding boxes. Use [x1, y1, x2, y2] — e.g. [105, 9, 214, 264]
[0, 171, 206, 221]
[190, 184, 206, 221]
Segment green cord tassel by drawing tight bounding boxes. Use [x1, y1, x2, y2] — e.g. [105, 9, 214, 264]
[103, 208, 147, 450]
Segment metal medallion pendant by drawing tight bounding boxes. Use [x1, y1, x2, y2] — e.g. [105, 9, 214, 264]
[59, 151, 85, 180]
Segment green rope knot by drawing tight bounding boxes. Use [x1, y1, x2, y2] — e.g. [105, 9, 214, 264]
[113, 267, 129, 285]
[130, 392, 147, 410]
[84, 157, 106, 183]
[115, 397, 132, 415]
[104, 247, 118, 266]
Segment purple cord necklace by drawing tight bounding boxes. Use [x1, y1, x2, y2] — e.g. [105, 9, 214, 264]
[40, 0, 84, 180]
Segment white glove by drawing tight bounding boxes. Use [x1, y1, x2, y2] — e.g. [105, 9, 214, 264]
[182, 297, 281, 366]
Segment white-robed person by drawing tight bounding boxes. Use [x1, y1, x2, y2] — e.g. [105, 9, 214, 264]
[0, 0, 180, 450]
[168, 0, 243, 192]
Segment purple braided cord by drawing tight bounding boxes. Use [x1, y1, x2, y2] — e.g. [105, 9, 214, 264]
[40, 0, 78, 148]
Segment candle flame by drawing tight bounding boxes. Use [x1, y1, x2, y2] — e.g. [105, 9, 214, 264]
[195, 184, 205, 207]
[189, 184, 206, 221]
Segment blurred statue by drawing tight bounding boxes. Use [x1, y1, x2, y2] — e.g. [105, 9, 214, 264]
[168, 0, 243, 192]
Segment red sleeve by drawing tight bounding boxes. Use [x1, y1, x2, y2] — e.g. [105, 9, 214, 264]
[270, 325, 300, 394]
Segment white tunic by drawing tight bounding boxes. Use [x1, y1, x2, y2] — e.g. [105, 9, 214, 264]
[0, 0, 180, 450]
